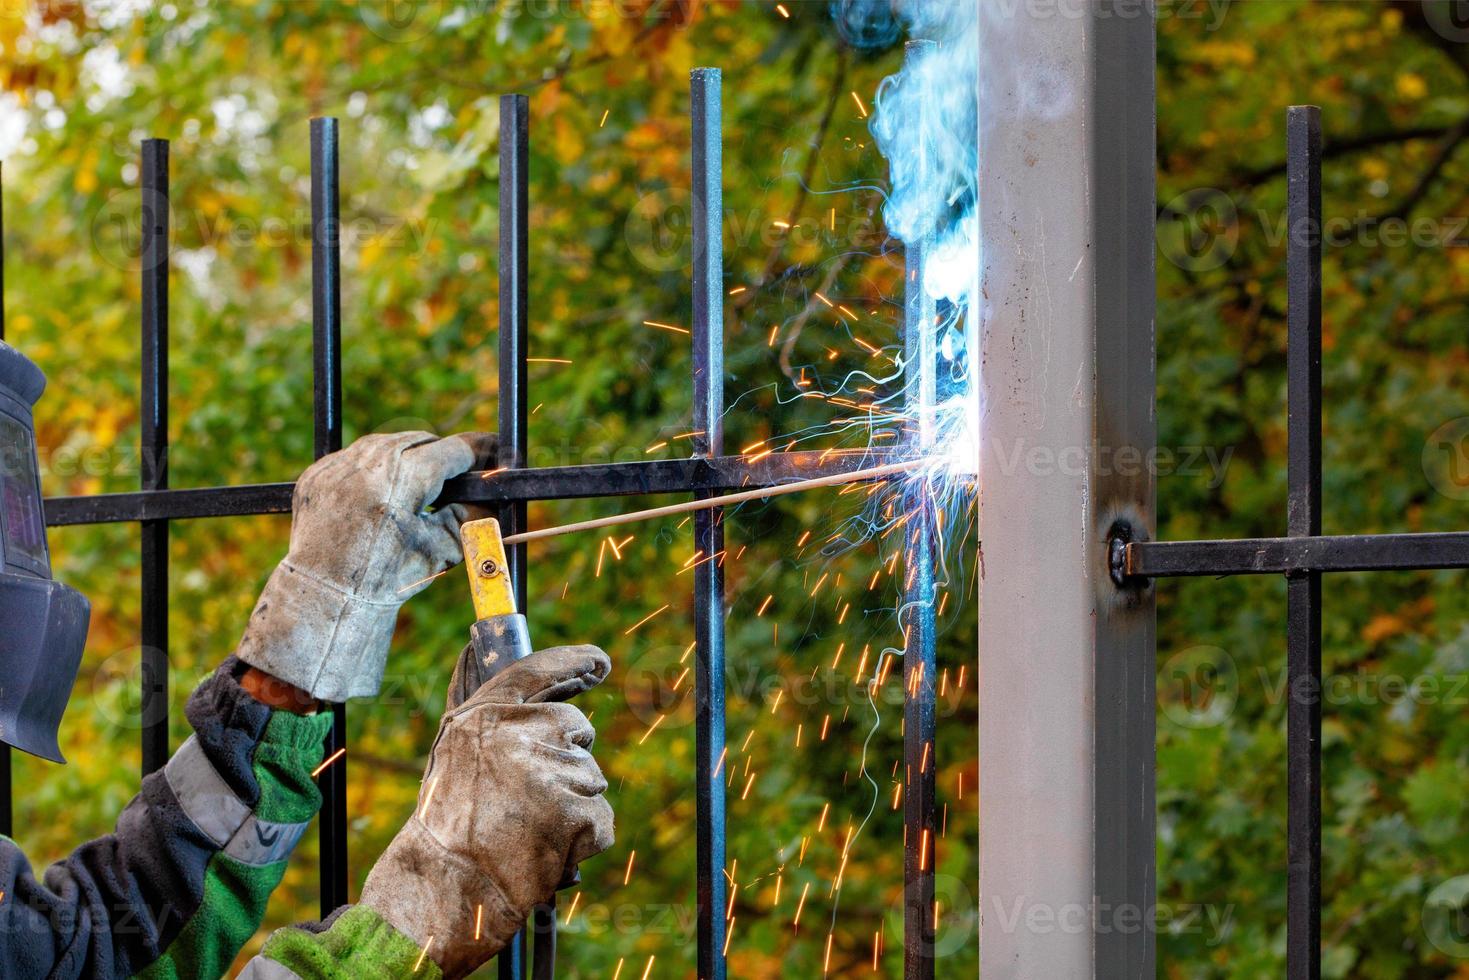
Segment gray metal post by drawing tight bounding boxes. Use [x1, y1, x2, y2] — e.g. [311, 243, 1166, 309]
[977, 2, 1156, 977]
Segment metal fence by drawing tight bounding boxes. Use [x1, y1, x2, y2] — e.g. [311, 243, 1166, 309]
[1, 69, 941, 979]
[1116, 106, 1469, 980]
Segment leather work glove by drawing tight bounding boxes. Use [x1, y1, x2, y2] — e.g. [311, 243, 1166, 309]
[237, 431, 496, 702]
[358, 644, 615, 979]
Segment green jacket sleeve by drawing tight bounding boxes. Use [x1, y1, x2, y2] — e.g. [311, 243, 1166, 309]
[0, 657, 332, 979]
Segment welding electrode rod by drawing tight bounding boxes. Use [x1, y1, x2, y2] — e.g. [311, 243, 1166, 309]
[499, 458, 926, 546]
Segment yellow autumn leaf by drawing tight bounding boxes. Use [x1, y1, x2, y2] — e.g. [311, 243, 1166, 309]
[1360, 157, 1389, 181]
[1362, 613, 1407, 645]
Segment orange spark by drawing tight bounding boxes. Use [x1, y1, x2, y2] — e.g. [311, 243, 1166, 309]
[793, 882, 811, 930]
[624, 604, 671, 634]
[311, 748, 346, 779]
[396, 568, 453, 594]
[639, 714, 667, 744]
[418, 775, 440, 822]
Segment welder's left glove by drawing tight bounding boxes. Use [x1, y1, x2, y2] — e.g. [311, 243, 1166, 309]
[354, 644, 614, 978]
[237, 431, 497, 702]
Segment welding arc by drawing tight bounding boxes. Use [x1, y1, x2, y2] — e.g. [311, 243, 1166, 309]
[499, 458, 926, 546]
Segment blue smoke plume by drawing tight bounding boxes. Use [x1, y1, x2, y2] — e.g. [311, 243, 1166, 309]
[836, 0, 979, 307]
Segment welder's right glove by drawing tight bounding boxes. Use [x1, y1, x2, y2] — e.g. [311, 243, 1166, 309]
[358, 643, 614, 978]
[237, 430, 496, 702]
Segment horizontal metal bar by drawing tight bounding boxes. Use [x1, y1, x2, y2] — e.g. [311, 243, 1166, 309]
[1128, 532, 1469, 578]
[46, 483, 294, 526]
[44, 451, 898, 527]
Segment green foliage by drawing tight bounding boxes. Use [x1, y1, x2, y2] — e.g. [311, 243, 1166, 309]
[10, 1, 1469, 977]
[2, 2, 973, 977]
[1157, 2, 1469, 976]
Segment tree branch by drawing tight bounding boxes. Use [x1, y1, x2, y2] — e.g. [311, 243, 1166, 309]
[1230, 123, 1459, 187]
[1377, 117, 1469, 222]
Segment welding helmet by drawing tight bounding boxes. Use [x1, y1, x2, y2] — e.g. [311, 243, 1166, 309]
[0, 341, 90, 763]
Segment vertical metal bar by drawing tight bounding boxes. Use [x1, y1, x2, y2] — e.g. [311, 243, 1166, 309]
[978, 3, 1157, 976]
[690, 66, 727, 980]
[0, 159, 11, 837]
[140, 138, 170, 777]
[497, 92, 532, 980]
[310, 116, 349, 916]
[1285, 104, 1323, 980]
[901, 243, 937, 980]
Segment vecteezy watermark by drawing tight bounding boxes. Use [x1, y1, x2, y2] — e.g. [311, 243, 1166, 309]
[1160, 645, 1238, 730]
[1158, 188, 1240, 273]
[1422, 0, 1469, 44]
[1158, 643, 1469, 729]
[987, 437, 1236, 488]
[888, 873, 979, 959]
[624, 188, 888, 274]
[1423, 875, 1469, 958]
[1423, 417, 1469, 501]
[90, 191, 434, 274]
[1158, 188, 1469, 272]
[557, 899, 697, 944]
[984, 896, 1235, 946]
[356, 0, 694, 43]
[988, 0, 1232, 31]
[621, 643, 966, 732]
[91, 646, 175, 731]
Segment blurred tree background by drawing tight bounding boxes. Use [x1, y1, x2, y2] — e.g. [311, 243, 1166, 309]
[0, 1, 976, 977]
[4, 0, 1469, 977]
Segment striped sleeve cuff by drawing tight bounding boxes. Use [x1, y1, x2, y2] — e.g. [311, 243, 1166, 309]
[164, 735, 312, 867]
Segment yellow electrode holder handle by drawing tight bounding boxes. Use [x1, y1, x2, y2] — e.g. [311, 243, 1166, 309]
[462, 517, 518, 619]
[457, 517, 582, 891]
[447, 517, 532, 711]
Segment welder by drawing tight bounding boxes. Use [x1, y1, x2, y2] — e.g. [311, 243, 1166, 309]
[0, 339, 614, 979]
